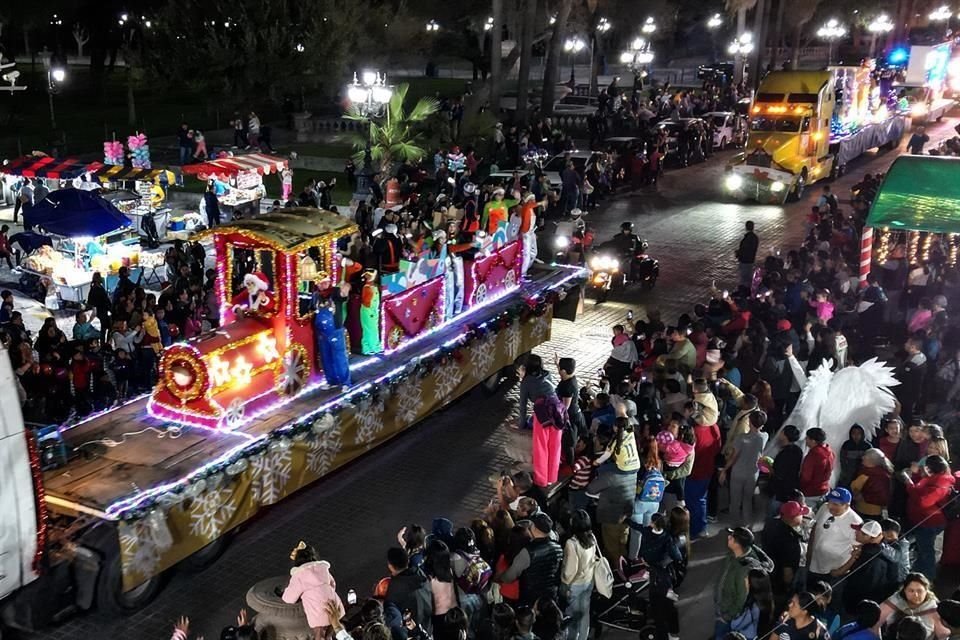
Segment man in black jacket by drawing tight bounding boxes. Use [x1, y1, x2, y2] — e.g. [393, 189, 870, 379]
[736, 220, 759, 289]
[839, 521, 900, 613]
[496, 512, 563, 606]
[762, 500, 809, 599]
[384, 547, 433, 633]
[895, 338, 928, 424]
[769, 425, 804, 514]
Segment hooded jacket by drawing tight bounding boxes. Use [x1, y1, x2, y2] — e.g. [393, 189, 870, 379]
[800, 444, 835, 497]
[282, 560, 343, 629]
[714, 545, 775, 620]
[518, 371, 554, 429]
[907, 472, 955, 529]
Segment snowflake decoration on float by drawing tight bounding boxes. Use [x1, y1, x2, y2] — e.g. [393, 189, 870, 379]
[433, 358, 463, 401]
[189, 488, 238, 541]
[306, 415, 343, 475]
[224, 398, 245, 429]
[277, 344, 309, 396]
[505, 319, 522, 360]
[470, 334, 498, 373]
[531, 312, 549, 342]
[250, 447, 293, 505]
[353, 398, 385, 447]
[395, 376, 424, 424]
[119, 513, 173, 577]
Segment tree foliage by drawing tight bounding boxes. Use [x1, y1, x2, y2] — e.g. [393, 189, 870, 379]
[147, 0, 393, 105]
[344, 83, 439, 174]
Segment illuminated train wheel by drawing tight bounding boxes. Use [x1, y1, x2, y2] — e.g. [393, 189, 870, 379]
[503, 270, 517, 288]
[224, 399, 245, 429]
[474, 283, 488, 304]
[162, 347, 210, 403]
[278, 344, 309, 396]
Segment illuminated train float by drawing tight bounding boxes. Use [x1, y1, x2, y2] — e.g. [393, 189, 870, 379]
[148, 208, 523, 430]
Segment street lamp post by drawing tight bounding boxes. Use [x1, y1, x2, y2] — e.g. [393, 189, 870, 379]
[43, 55, 66, 130]
[425, 20, 440, 32]
[816, 19, 846, 65]
[563, 36, 586, 85]
[642, 17, 657, 35]
[867, 14, 893, 58]
[728, 33, 754, 84]
[707, 13, 723, 62]
[347, 71, 393, 202]
[929, 5, 953, 21]
[620, 37, 655, 87]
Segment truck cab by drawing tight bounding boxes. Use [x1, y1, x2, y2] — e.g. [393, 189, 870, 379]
[726, 70, 836, 202]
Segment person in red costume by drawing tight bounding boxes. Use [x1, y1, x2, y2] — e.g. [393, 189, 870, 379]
[231, 271, 276, 318]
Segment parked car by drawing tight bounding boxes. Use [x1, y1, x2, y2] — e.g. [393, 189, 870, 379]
[703, 111, 747, 149]
[542, 151, 603, 189]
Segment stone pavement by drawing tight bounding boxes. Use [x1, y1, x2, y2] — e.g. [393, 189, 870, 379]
[23, 117, 960, 640]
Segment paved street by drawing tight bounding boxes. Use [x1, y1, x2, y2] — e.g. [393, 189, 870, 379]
[24, 117, 959, 640]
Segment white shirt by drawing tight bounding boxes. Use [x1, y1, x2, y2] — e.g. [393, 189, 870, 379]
[808, 503, 862, 574]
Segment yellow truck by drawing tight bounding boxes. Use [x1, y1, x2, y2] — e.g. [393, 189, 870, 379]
[724, 68, 907, 203]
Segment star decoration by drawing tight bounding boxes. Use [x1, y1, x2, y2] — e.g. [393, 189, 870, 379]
[256, 333, 280, 363]
[231, 356, 254, 386]
[209, 356, 231, 387]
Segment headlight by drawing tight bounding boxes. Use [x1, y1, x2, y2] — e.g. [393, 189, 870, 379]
[725, 173, 743, 190]
[770, 180, 785, 193]
[555, 236, 570, 249]
[611, 259, 620, 270]
[590, 257, 602, 270]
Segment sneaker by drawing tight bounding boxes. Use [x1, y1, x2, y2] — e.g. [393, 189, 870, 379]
[666, 589, 679, 602]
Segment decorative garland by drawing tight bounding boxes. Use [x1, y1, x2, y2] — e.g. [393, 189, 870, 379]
[111, 282, 576, 522]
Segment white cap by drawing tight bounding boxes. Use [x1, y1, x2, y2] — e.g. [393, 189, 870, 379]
[433, 229, 447, 242]
[385, 223, 398, 235]
[463, 182, 477, 195]
[523, 193, 536, 203]
[493, 188, 505, 196]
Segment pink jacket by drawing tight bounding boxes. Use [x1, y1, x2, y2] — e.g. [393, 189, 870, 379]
[282, 560, 343, 629]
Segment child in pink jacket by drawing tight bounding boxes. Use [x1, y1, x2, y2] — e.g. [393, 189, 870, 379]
[282, 541, 344, 640]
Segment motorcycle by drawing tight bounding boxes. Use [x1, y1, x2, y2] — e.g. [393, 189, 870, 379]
[588, 241, 660, 303]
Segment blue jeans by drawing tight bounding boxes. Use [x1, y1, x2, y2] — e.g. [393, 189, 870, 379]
[563, 187, 580, 213]
[913, 526, 944, 581]
[715, 611, 731, 640]
[628, 501, 661, 558]
[179, 146, 191, 165]
[564, 582, 593, 640]
[686, 477, 709, 537]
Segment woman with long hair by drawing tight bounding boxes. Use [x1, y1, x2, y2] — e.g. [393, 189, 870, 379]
[730, 569, 776, 639]
[876, 573, 949, 639]
[633, 436, 665, 526]
[561, 509, 598, 640]
[425, 544, 458, 632]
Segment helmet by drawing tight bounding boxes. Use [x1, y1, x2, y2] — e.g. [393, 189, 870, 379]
[620, 221, 634, 233]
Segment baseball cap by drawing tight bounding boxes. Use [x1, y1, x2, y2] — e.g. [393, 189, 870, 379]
[827, 487, 852, 504]
[726, 526, 755, 548]
[856, 520, 883, 538]
[779, 501, 811, 519]
[531, 512, 554, 535]
[776, 319, 792, 332]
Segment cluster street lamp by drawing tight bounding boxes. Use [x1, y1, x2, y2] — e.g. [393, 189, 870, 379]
[707, 13, 723, 29]
[929, 5, 953, 21]
[347, 71, 394, 201]
[44, 55, 67, 129]
[564, 36, 586, 84]
[620, 37, 655, 82]
[817, 18, 846, 64]
[707, 13, 723, 61]
[641, 17, 657, 35]
[426, 20, 439, 32]
[728, 33, 753, 84]
[597, 17, 611, 34]
[484, 17, 494, 31]
[867, 14, 894, 57]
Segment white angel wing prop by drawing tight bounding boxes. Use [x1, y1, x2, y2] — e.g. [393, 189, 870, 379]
[820, 357, 899, 447]
[764, 363, 836, 458]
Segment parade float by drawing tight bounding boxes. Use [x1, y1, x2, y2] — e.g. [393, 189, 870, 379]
[20, 206, 585, 615]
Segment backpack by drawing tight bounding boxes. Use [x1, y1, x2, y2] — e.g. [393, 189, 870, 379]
[637, 467, 666, 502]
[729, 600, 759, 639]
[456, 551, 492, 594]
[942, 486, 960, 520]
[533, 393, 571, 430]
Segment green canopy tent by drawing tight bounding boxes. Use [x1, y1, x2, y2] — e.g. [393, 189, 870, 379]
[860, 155, 960, 286]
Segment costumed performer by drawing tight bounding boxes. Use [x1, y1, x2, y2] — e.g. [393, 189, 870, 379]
[462, 182, 480, 233]
[360, 268, 382, 354]
[481, 187, 517, 235]
[519, 192, 546, 275]
[231, 271, 277, 318]
[314, 292, 352, 387]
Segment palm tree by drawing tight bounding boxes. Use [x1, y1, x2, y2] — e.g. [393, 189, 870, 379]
[783, 0, 823, 69]
[345, 83, 439, 176]
[540, 0, 575, 117]
[726, 0, 758, 35]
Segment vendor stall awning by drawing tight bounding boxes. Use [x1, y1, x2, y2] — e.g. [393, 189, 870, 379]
[866, 156, 960, 233]
[3, 156, 102, 180]
[181, 153, 288, 179]
[94, 165, 182, 186]
[26, 188, 132, 237]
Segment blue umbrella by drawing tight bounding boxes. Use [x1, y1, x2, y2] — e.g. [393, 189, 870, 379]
[25, 188, 132, 238]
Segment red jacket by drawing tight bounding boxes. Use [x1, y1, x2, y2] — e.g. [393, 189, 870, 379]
[690, 423, 721, 481]
[800, 444, 835, 497]
[907, 472, 955, 529]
